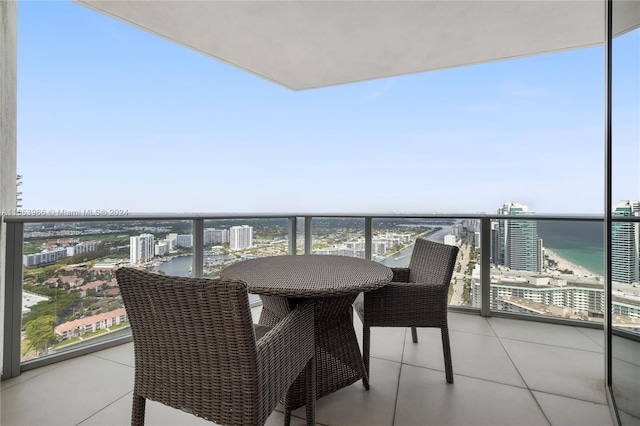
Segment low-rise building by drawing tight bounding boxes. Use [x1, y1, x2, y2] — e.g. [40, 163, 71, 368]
[54, 308, 128, 341]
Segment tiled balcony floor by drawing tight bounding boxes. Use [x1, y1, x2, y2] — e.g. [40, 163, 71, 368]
[1, 310, 631, 426]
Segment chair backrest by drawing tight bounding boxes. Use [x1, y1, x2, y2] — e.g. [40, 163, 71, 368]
[408, 238, 459, 286]
[116, 267, 260, 424]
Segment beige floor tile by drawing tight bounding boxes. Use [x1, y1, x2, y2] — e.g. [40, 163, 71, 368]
[1, 356, 133, 426]
[403, 328, 527, 387]
[0, 362, 61, 391]
[447, 311, 496, 336]
[488, 317, 602, 352]
[611, 357, 640, 420]
[576, 327, 604, 349]
[501, 339, 606, 404]
[290, 357, 401, 426]
[618, 410, 640, 426]
[80, 393, 307, 426]
[611, 334, 640, 366]
[352, 313, 407, 365]
[395, 364, 548, 426]
[532, 391, 613, 426]
[90, 341, 135, 367]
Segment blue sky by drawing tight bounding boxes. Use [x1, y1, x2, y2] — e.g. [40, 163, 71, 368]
[17, 1, 639, 214]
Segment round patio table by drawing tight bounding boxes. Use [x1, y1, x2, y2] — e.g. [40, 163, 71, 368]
[221, 254, 392, 411]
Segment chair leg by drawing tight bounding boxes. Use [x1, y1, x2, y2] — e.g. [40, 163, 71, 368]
[411, 326, 418, 343]
[362, 325, 371, 382]
[284, 410, 292, 426]
[131, 393, 146, 426]
[305, 356, 316, 426]
[441, 327, 454, 384]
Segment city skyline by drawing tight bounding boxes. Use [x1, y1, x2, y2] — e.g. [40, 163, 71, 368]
[17, 2, 639, 215]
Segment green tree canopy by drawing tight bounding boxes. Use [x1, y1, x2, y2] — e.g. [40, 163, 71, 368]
[24, 315, 57, 355]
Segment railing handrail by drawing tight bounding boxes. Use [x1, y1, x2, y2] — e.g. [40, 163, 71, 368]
[1, 212, 613, 224]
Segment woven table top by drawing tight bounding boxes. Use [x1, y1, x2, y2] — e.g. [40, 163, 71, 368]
[221, 255, 392, 298]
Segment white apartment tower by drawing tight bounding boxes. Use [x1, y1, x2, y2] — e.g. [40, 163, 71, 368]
[176, 234, 193, 248]
[230, 225, 253, 251]
[130, 234, 155, 264]
[204, 228, 230, 245]
[611, 200, 640, 284]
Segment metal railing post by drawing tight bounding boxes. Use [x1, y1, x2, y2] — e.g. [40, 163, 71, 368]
[2, 221, 23, 379]
[304, 216, 312, 254]
[603, 1, 620, 424]
[288, 217, 297, 255]
[365, 217, 372, 260]
[480, 217, 492, 317]
[193, 218, 204, 278]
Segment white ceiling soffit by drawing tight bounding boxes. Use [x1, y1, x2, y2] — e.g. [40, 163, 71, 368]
[76, 1, 640, 91]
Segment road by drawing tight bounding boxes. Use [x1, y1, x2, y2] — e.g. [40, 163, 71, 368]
[449, 243, 471, 306]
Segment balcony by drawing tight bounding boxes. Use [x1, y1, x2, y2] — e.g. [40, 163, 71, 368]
[2, 213, 640, 425]
[2, 306, 627, 426]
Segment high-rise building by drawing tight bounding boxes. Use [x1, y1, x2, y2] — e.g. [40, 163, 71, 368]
[176, 234, 193, 248]
[165, 233, 178, 250]
[611, 200, 640, 284]
[492, 202, 543, 272]
[444, 234, 457, 246]
[230, 225, 253, 251]
[130, 234, 155, 264]
[155, 242, 169, 256]
[66, 241, 99, 256]
[204, 228, 230, 245]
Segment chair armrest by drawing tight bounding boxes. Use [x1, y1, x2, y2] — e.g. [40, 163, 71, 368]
[256, 300, 314, 410]
[363, 282, 449, 327]
[367, 281, 448, 302]
[390, 267, 410, 282]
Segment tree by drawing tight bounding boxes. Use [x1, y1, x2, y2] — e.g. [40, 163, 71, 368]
[24, 315, 57, 355]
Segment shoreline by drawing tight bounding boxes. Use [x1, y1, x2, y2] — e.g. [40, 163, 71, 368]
[544, 248, 601, 278]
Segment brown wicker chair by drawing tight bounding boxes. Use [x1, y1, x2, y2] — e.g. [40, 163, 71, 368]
[353, 238, 459, 384]
[116, 267, 316, 426]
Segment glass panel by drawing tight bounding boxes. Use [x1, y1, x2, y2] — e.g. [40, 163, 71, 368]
[372, 218, 474, 307]
[201, 218, 289, 277]
[202, 218, 289, 305]
[21, 219, 191, 362]
[489, 219, 606, 324]
[296, 217, 305, 254]
[310, 217, 365, 257]
[611, 2, 640, 422]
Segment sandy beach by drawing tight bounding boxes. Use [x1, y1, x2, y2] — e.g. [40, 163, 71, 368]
[544, 248, 601, 278]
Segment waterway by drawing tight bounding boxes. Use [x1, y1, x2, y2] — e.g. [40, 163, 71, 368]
[152, 253, 235, 277]
[152, 223, 605, 278]
[154, 226, 453, 276]
[380, 226, 452, 268]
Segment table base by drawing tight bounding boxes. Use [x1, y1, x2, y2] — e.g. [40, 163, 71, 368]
[259, 294, 369, 411]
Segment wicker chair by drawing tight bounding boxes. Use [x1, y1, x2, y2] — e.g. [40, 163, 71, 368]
[116, 267, 316, 426]
[353, 238, 459, 383]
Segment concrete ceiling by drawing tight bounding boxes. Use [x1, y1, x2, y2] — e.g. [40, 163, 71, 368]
[76, 1, 640, 91]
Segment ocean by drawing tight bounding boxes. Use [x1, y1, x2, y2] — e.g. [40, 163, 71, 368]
[537, 220, 604, 276]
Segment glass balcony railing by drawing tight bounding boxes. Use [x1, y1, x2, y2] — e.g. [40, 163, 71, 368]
[3, 213, 640, 378]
